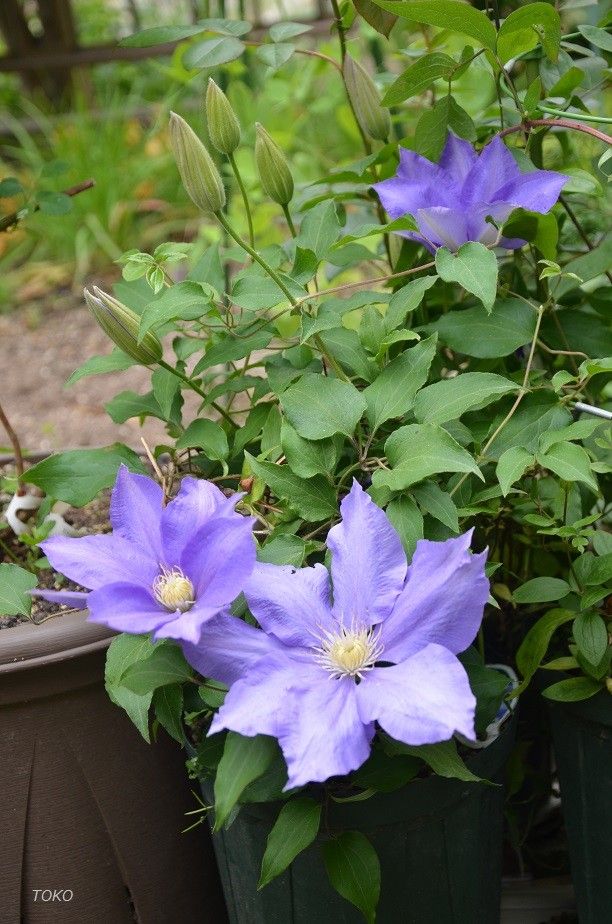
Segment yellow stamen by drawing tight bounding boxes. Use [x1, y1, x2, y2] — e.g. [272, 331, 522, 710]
[153, 566, 195, 612]
[313, 622, 383, 680]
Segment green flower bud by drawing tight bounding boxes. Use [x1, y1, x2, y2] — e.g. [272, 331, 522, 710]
[343, 55, 390, 142]
[205, 78, 241, 155]
[254, 123, 294, 206]
[84, 286, 163, 366]
[169, 111, 226, 214]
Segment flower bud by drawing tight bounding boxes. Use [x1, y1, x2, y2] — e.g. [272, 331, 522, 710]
[169, 111, 226, 213]
[343, 55, 390, 142]
[205, 78, 241, 155]
[254, 123, 294, 206]
[84, 286, 162, 366]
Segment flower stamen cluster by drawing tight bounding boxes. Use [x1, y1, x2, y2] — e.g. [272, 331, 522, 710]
[153, 566, 195, 613]
[313, 620, 384, 680]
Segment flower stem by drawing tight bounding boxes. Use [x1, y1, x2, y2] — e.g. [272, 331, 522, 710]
[450, 305, 545, 498]
[157, 359, 238, 429]
[215, 211, 299, 306]
[0, 400, 25, 492]
[282, 203, 297, 238]
[228, 152, 255, 250]
[497, 118, 612, 146]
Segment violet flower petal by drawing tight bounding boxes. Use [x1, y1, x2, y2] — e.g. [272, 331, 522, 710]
[381, 531, 489, 662]
[110, 464, 164, 561]
[41, 533, 158, 591]
[327, 480, 406, 625]
[181, 514, 256, 607]
[87, 581, 169, 634]
[181, 612, 287, 686]
[244, 562, 334, 647]
[30, 588, 89, 608]
[494, 169, 568, 213]
[439, 132, 478, 183]
[160, 477, 239, 563]
[357, 643, 476, 744]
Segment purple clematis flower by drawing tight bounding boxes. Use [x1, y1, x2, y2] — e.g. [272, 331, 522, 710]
[182, 481, 489, 789]
[373, 132, 567, 253]
[35, 465, 256, 644]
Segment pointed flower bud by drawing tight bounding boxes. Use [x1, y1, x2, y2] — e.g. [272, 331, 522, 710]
[343, 55, 390, 142]
[254, 123, 294, 206]
[169, 111, 226, 214]
[205, 78, 241, 155]
[84, 286, 162, 366]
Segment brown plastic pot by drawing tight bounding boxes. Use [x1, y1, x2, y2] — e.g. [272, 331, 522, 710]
[0, 610, 227, 924]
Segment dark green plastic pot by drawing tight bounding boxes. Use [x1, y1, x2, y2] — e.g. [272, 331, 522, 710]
[549, 687, 612, 924]
[199, 714, 516, 924]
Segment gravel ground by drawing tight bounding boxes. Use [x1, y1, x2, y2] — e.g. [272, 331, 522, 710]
[0, 289, 192, 453]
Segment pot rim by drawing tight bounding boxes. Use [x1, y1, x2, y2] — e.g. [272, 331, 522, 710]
[0, 609, 115, 674]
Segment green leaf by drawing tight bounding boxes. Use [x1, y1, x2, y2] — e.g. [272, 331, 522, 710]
[120, 24, 211, 47]
[413, 481, 459, 532]
[398, 739, 482, 783]
[259, 798, 322, 888]
[0, 176, 23, 196]
[281, 373, 366, 439]
[385, 276, 437, 332]
[105, 634, 158, 741]
[555, 233, 612, 297]
[323, 832, 380, 924]
[214, 733, 277, 829]
[255, 43, 294, 70]
[183, 36, 245, 69]
[280, 421, 338, 478]
[513, 577, 570, 605]
[139, 281, 214, 339]
[584, 553, 612, 587]
[364, 335, 437, 430]
[578, 24, 612, 53]
[485, 393, 571, 460]
[383, 52, 457, 106]
[66, 349, 135, 386]
[385, 495, 424, 557]
[538, 419, 605, 454]
[153, 684, 185, 744]
[193, 330, 273, 374]
[353, 0, 397, 37]
[414, 372, 517, 425]
[37, 191, 72, 216]
[246, 453, 337, 522]
[537, 442, 598, 493]
[434, 298, 537, 358]
[373, 423, 483, 491]
[296, 201, 340, 260]
[105, 390, 164, 424]
[121, 644, 192, 694]
[542, 676, 602, 702]
[496, 446, 534, 496]
[497, 3, 561, 64]
[374, 0, 497, 50]
[176, 418, 229, 461]
[23, 445, 146, 506]
[269, 21, 312, 41]
[318, 328, 376, 382]
[516, 609, 575, 688]
[435, 242, 498, 312]
[151, 367, 180, 421]
[573, 612, 609, 667]
[0, 564, 37, 616]
[258, 534, 307, 567]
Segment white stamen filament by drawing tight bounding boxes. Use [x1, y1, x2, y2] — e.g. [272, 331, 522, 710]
[153, 566, 195, 612]
[313, 620, 383, 680]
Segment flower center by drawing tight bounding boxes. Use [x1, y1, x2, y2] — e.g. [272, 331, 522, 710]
[153, 566, 195, 612]
[313, 623, 383, 680]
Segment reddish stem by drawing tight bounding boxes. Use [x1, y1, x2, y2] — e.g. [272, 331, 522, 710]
[0, 178, 95, 232]
[0, 401, 25, 493]
[497, 118, 612, 146]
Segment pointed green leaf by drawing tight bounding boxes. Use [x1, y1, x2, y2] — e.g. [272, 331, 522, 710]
[364, 335, 437, 430]
[259, 798, 322, 888]
[496, 446, 534, 496]
[435, 242, 498, 312]
[280, 373, 366, 439]
[414, 372, 517, 425]
[214, 733, 277, 829]
[323, 832, 380, 924]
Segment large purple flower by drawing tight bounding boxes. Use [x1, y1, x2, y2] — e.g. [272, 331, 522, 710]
[182, 481, 489, 789]
[36, 465, 256, 644]
[373, 132, 567, 253]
